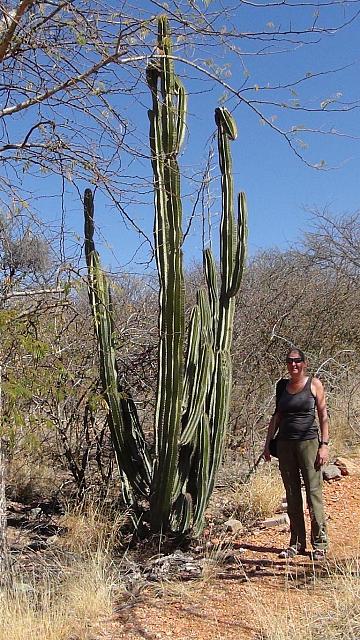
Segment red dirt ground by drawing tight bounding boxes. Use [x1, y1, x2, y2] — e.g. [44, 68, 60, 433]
[99, 471, 360, 640]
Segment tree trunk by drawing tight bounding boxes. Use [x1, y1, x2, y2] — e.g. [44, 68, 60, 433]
[0, 365, 8, 577]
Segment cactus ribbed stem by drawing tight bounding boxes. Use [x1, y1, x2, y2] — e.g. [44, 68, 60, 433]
[84, 16, 247, 538]
[148, 16, 187, 531]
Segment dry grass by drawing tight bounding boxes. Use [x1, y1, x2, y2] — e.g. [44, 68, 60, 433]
[0, 505, 127, 640]
[7, 457, 59, 504]
[58, 503, 126, 555]
[0, 553, 115, 640]
[255, 556, 360, 640]
[232, 465, 284, 527]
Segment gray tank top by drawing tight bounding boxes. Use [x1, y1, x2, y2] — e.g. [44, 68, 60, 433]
[277, 376, 318, 441]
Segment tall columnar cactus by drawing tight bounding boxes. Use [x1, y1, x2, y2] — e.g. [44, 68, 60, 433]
[146, 15, 187, 530]
[84, 15, 247, 536]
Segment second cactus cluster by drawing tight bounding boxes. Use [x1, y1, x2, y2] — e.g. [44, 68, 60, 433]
[84, 15, 247, 537]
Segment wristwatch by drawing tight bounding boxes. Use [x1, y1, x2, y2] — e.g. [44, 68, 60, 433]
[319, 441, 329, 446]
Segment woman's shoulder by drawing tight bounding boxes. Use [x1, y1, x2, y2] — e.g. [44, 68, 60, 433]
[310, 376, 324, 395]
[276, 377, 288, 392]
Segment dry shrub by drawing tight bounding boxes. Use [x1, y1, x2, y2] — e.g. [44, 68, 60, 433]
[0, 554, 114, 640]
[328, 391, 360, 455]
[232, 464, 284, 527]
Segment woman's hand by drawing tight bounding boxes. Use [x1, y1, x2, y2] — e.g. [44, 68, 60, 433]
[263, 413, 278, 462]
[316, 444, 329, 468]
[263, 444, 271, 462]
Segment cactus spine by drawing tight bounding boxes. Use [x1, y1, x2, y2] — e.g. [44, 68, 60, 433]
[84, 15, 247, 536]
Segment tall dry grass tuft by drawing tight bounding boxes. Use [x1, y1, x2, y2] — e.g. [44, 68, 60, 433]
[0, 554, 114, 640]
[232, 465, 284, 527]
[255, 556, 360, 640]
[60, 553, 115, 636]
[0, 505, 125, 640]
[58, 503, 125, 555]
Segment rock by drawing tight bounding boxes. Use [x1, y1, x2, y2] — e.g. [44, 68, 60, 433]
[224, 518, 243, 535]
[334, 457, 360, 477]
[260, 514, 289, 528]
[323, 464, 342, 481]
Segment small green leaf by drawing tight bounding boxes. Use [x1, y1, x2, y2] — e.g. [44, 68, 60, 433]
[76, 34, 86, 46]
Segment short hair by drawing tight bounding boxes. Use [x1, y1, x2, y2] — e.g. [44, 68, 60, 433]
[286, 347, 305, 361]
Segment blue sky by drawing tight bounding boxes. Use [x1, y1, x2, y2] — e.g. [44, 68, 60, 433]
[7, 0, 360, 274]
[92, 0, 360, 273]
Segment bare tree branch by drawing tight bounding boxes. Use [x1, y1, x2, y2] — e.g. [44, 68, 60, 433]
[0, 0, 37, 62]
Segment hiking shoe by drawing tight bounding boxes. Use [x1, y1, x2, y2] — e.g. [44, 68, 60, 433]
[279, 545, 306, 559]
[311, 549, 326, 561]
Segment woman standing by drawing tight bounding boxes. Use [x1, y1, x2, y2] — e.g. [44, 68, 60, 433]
[263, 348, 329, 560]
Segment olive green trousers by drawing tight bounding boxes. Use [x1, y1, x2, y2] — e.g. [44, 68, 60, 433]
[277, 439, 328, 551]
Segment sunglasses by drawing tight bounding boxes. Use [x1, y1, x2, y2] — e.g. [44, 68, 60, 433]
[286, 357, 304, 364]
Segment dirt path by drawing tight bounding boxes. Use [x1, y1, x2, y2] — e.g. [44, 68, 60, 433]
[101, 474, 360, 640]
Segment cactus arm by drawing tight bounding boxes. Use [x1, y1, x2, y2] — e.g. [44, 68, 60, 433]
[215, 107, 237, 299]
[203, 248, 219, 344]
[192, 414, 211, 536]
[228, 192, 248, 298]
[174, 106, 247, 528]
[207, 351, 232, 498]
[198, 287, 213, 348]
[182, 305, 201, 412]
[180, 342, 212, 446]
[174, 78, 187, 153]
[84, 189, 151, 497]
[203, 108, 247, 507]
[181, 288, 213, 446]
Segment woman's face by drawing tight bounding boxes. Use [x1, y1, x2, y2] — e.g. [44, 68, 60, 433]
[286, 350, 306, 378]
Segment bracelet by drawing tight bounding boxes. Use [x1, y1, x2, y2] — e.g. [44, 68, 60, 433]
[319, 441, 329, 446]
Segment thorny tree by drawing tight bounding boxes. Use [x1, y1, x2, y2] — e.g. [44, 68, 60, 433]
[0, 210, 64, 576]
[303, 209, 360, 282]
